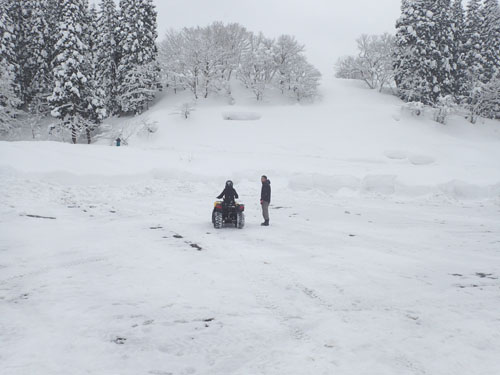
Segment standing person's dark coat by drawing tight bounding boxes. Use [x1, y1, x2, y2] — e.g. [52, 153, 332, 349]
[260, 176, 271, 226]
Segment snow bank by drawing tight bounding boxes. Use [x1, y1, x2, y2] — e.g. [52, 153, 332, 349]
[288, 173, 500, 201]
[222, 111, 262, 121]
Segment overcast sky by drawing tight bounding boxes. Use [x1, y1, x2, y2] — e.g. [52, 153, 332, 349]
[157, 0, 402, 74]
[94, 0, 403, 75]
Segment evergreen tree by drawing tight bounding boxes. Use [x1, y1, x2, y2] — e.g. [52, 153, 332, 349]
[0, 0, 21, 133]
[48, 0, 92, 144]
[117, 0, 160, 114]
[464, 0, 485, 81]
[430, 0, 455, 101]
[96, 0, 119, 114]
[3, 0, 24, 104]
[22, 0, 53, 112]
[451, 0, 468, 98]
[463, 0, 487, 122]
[480, 0, 500, 82]
[394, 0, 433, 103]
[83, 3, 106, 132]
[46, 0, 63, 61]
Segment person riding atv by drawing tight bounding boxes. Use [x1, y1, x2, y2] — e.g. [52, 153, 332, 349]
[213, 180, 245, 229]
[217, 180, 239, 204]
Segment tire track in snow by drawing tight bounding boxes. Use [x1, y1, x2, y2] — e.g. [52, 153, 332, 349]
[0, 256, 108, 286]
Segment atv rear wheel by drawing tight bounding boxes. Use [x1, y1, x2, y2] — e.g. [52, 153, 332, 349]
[213, 211, 223, 229]
[236, 212, 245, 229]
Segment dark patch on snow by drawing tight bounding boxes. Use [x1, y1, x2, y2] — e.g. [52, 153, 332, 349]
[344, 211, 351, 214]
[349, 234, 356, 237]
[143, 319, 154, 325]
[475, 272, 497, 279]
[109, 210, 116, 213]
[203, 318, 215, 322]
[150, 226, 163, 230]
[112, 337, 127, 345]
[451, 273, 463, 277]
[23, 214, 56, 220]
[173, 234, 183, 239]
[190, 243, 202, 251]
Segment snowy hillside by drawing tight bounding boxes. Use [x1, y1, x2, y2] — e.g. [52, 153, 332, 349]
[1, 79, 500, 375]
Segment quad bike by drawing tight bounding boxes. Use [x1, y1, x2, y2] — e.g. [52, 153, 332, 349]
[212, 200, 245, 229]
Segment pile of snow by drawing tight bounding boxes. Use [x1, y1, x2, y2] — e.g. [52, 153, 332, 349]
[384, 150, 435, 165]
[222, 111, 262, 121]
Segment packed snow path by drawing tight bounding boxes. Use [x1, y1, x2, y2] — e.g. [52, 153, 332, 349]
[1, 171, 499, 375]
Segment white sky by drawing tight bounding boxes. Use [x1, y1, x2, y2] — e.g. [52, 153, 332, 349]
[94, 0, 403, 75]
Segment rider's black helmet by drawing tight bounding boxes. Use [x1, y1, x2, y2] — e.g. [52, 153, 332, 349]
[226, 180, 233, 187]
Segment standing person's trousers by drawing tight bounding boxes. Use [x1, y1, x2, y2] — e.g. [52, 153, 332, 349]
[262, 201, 270, 221]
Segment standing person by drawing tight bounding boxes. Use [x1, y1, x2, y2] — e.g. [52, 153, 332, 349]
[260, 175, 271, 226]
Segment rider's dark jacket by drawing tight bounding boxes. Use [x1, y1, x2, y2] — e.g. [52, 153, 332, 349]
[218, 187, 239, 203]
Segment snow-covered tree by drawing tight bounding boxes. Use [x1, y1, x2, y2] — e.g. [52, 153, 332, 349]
[394, 0, 430, 102]
[451, 0, 468, 99]
[429, 0, 455, 100]
[394, 0, 458, 104]
[159, 29, 192, 95]
[288, 56, 322, 102]
[237, 33, 276, 101]
[117, 0, 160, 114]
[159, 23, 251, 99]
[96, 0, 119, 114]
[215, 23, 249, 93]
[48, 0, 92, 144]
[0, 0, 21, 134]
[22, 0, 53, 113]
[84, 3, 106, 130]
[463, 0, 487, 121]
[479, 0, 500, 83]
[272, 35, 305, 93]
[2, 0, 24, 104]
[336, 33, 395, 92]
[159, 23, 320, 102]
[464, 0, 486, 82]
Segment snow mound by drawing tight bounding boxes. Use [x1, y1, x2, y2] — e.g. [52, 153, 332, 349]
[384, 150, 435, 165]
[408, 154, 435, 165]
[361, 175, 397, 195]
[384, 150, 408, 160]
[288, 173, 500, 200]
[222, 111, 262, 121]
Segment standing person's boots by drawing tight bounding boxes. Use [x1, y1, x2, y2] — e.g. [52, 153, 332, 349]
[261, 219, 269, 226]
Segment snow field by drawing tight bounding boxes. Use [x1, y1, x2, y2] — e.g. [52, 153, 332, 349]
[1, 79, 500, 374]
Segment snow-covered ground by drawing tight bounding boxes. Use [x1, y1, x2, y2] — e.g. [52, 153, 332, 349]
[1, 79, 500, 375]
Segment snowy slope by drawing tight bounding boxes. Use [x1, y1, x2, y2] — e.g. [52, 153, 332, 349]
[1, 79, 500, 375]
